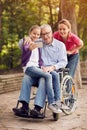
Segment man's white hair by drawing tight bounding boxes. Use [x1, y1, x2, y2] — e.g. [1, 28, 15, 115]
[40, 24, 52, 31]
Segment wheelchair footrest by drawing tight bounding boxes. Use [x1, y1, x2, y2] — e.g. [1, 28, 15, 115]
[13, 108, 45, 119]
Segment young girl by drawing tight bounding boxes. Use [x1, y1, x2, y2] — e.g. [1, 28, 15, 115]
[53, 19, 83, 78]
[20, 25, 62, 114]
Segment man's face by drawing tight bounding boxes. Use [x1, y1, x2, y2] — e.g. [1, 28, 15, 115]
[41, 27, 53, 44]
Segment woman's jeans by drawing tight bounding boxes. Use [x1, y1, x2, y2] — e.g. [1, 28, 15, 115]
[25, 66, 60, 104]
[66, 53, 79, 78]
[66, 53, 79, 92]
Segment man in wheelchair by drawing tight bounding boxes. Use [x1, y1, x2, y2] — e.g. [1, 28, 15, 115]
[13, 24, 68, 118]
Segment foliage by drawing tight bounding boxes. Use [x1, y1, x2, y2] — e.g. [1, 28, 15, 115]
[77, 0, 87, 60]
[0, 0, 87, 70]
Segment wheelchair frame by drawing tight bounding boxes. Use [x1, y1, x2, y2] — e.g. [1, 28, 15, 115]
[13, 68, 78, 121]
[43, 68, 78, 121]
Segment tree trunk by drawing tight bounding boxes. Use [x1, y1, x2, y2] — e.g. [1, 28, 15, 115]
[60, 0, 82, 88]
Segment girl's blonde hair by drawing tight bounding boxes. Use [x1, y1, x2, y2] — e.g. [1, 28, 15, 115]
[28, 25, 41, 35]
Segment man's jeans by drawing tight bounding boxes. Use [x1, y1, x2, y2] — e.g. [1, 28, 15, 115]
[19, 68, 61, 108]
[50, 71, 61, 101]
[19, 74, 46, 108]
[66, 53, 79, 78]
[25, 66, 55, 105]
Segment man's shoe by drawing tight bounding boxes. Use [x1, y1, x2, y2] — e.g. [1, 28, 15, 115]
[13, 107, 29, 117]
[61, 104, 70, 110]
[30, 109, 45, 118]
[55, 100, 69, 110]
[48, 104, 62, 113]
[55, 100, 61, 108]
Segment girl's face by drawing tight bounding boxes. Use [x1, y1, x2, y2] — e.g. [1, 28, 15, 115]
[30, 28, 41, 41]
[58, 23, 70, 39]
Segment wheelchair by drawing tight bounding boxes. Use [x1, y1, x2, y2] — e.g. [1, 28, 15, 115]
[13, 68, 78, 121]
[52, 68, 78, 121]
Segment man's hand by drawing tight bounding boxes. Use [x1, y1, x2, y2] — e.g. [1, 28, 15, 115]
[41, 66, 55, 73]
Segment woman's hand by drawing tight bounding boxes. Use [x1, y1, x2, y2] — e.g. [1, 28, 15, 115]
[67, 51, 72, 55]
[29, 42, 39, 50]
[23, 36, 31, 45]
[23, 36, 39, 51]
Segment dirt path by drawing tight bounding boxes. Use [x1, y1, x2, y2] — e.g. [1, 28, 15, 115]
[0, 85, 87, 130]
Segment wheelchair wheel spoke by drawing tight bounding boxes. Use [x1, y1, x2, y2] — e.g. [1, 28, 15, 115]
[60, 75, 78, 115]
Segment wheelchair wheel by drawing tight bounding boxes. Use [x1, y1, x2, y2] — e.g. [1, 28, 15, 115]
[61, 75, 78, 115]
[52, 113, 59, 121]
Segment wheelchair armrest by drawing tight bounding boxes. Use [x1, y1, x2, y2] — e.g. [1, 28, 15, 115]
[58, 68, 69, 72]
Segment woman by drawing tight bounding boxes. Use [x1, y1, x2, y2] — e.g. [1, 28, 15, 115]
[53, 19, 83, 78]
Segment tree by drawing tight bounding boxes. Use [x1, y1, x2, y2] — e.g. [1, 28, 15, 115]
[0, 0, 87, 70]
[60, 0, 82, 88]
[0, 0, 2, 40]
[0, 0, 2, 50]
[78, 0, 87, 61]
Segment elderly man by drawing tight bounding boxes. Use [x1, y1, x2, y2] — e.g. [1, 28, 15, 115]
[13, 24, 67, 117]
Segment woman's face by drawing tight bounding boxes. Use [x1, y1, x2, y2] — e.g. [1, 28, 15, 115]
[30, 28, 41, 41]
[58, 23, 70, 39]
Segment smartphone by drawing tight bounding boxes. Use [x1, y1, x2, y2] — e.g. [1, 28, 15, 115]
[35, 40, 43, 48]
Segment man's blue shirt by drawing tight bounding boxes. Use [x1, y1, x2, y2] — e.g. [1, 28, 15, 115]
[41, 38, 68, 70]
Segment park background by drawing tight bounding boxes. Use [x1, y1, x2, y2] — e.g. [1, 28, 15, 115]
[0, 1, 87, 130]
[0, 0, 87, 72]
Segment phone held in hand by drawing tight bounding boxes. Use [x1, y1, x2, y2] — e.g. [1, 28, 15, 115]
[35, 40, 43, 48]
